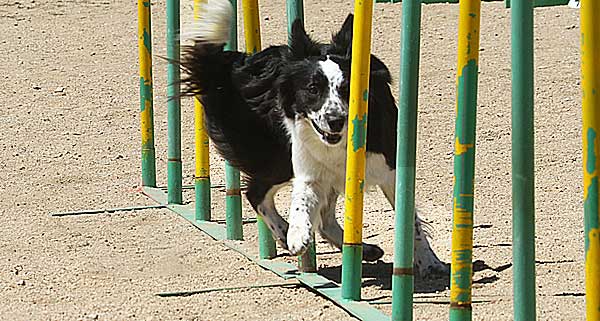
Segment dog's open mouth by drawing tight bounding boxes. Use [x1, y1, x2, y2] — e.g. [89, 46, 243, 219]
[310, 120, 342, 145]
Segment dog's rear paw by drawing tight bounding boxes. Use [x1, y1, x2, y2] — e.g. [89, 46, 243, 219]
[362, 243, 384, 262]
[287, 225, 312, 256]
[415, 259, 450, 278]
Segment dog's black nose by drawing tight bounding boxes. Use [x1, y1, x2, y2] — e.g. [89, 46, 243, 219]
[327, 117, 345, 133]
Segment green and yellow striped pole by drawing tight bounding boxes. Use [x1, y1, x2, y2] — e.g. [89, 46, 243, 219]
[285, 0, 316, 273]
[223, 0, 243, 240]
[166, 0, 183, 204]
[511, 0, 537, 320]
[341, 0, 373, 301]
[391, 0, 422, 319]
[193, 0, 211, 222]
[242, 0, 276, 258]
[580, 0, 600, 319]
[450, 0, 480, 320]
[137, 0, 156, 187]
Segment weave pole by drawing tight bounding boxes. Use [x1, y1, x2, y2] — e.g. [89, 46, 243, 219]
[137, 0, 157, 188]
[511, 0, 537, 320]
[241, 0, 277, 259]
[223, 0, 244, 240]
[193, 0, 211, 222]
[341, 0, 373, 301]
[166, 0, 183, 204]
[391, 0, 422, 319]
[449, 0, 480, 320]
[580, 0, 600, 319]
[285, 0, 317, 273]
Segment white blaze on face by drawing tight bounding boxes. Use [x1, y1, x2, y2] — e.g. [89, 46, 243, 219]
[309, 57, 346, 134]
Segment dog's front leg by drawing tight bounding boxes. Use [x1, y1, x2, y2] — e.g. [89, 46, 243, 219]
[287, 179, 323, 256]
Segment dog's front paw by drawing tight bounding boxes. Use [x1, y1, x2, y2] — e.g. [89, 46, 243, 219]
[287, 225, 312, 256]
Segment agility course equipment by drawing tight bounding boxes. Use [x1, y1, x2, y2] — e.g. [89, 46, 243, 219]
[133, 0, 598, 320]
[134, 0, 386, 319]
[581, 0, 600, 319]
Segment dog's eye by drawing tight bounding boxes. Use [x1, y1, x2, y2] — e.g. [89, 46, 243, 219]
[307, 84, 319, 95]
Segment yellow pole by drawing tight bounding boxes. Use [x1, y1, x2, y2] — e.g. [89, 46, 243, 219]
[450, 0, 480, 320]
[192, 0, 212, 222]
[581, 0, 600, 319]
[341, 0, 373, 301]
[242, 0, 261, 54]
[137, 0, 157, 187]
[241, 0, 276, 258]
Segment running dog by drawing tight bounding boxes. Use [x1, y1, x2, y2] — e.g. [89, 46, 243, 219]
[179, 0, 447, 275]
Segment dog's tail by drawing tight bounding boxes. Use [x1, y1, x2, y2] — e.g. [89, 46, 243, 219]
[183, 0, 233, 45]
[180, 0, 239, 96]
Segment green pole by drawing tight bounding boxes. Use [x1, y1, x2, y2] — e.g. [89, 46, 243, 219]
[225, 162, 243, 240]
[286, 0, 304, 36]
[224, 0, 244, 241]
[138, 0, 157, 188]
[285, 0, 316, 273]
[166, 0, 182, 204]
[391, 0, 421, 319]
[511, 0, 537, 320]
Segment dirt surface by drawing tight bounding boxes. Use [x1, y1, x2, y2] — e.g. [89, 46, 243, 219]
[0, 0, 585, 320]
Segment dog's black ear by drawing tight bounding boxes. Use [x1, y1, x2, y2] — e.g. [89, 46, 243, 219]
[289, 19, 321, 59]
[330, 14, 354, 56]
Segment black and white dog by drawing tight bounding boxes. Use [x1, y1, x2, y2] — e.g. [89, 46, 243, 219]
[180, 0, 447, 275]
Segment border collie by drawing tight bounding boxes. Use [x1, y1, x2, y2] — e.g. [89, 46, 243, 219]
[180, 0, 447, 275]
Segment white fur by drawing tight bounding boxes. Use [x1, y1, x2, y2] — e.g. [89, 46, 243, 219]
[568, 0, 579, 8]
[182, 0, 233, 45]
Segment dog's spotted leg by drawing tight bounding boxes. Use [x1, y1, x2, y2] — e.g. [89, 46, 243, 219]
[413, 214, 449, 277]
[380, 183, 449, 277]
[256, 192, 289, 250]
[318, 189, 384, 261]
[246, 181, 290, 249]
[287, 179, 323, 256]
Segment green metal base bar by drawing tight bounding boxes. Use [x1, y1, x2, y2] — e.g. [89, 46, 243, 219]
[505, 0, 568, 8]
[50, 204, 167, 217]
[377, 0, 569, 6]
[142, 186, 388, 320]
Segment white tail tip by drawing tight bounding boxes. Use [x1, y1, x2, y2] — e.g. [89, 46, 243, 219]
[183, 0, 233, 44]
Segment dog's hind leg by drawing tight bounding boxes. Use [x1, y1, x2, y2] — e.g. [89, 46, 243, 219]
[318, 189, 384, 262]
[380, 182, 449, 277]
[246, 180, 290, 249]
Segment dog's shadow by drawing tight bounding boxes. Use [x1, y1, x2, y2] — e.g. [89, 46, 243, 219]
[318, 259, 504, 293]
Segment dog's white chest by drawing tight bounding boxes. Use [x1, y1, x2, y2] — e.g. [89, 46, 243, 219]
[288, 119, 393, 192]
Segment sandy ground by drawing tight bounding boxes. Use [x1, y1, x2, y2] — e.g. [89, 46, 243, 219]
[0, 0, 586, 320]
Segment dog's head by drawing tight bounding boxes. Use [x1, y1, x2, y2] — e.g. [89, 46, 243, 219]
[277, 15, 354, 147]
